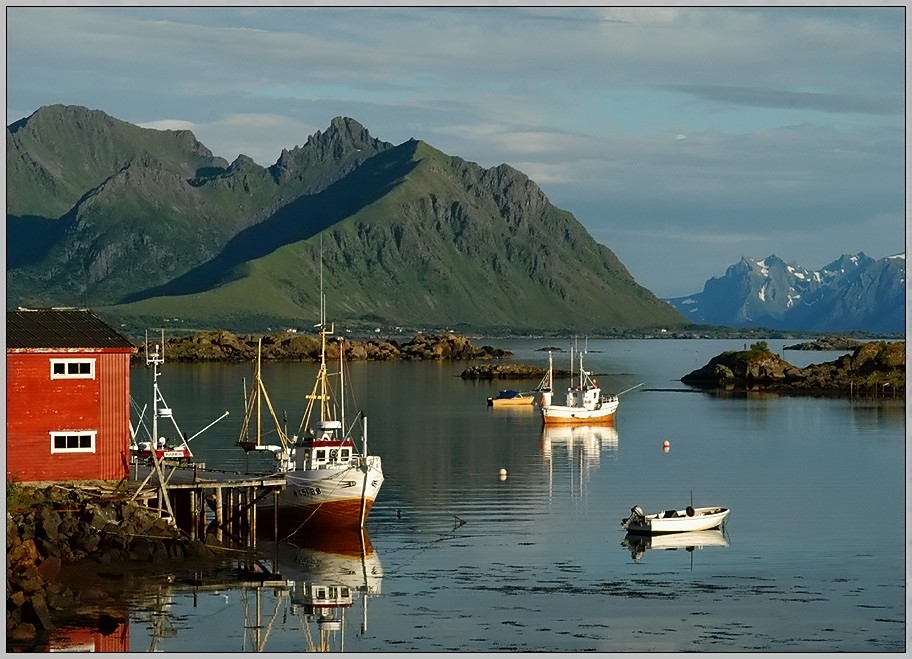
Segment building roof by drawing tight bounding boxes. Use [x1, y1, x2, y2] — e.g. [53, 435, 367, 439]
[7, 308, 136, 350]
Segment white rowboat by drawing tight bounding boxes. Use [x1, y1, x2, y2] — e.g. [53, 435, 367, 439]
[621, 505, 730, 535]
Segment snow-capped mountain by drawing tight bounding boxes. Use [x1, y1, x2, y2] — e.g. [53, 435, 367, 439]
[666, 253, 905, 333]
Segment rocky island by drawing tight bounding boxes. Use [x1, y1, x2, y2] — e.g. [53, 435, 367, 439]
[783, 336, 864, 351]
[135, 331, 512, 363]
[681, 340, 905, 395]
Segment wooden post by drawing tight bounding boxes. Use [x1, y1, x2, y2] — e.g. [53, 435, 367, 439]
[215, 485, 223, 544]
[250, 487, 257, 548]
[189, 489, 197, 541]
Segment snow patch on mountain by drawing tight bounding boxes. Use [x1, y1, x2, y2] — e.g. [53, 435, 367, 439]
[664, 252, 905, 332]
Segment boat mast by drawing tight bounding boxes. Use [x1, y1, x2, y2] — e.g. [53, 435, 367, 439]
[147, 329, 165, 447]
[340, 338, 345, 432]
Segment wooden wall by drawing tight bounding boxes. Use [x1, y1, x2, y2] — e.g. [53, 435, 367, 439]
[6, 349, 132, 482]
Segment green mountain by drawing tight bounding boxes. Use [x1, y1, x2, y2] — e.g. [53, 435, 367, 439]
[7, 105, 687, 334]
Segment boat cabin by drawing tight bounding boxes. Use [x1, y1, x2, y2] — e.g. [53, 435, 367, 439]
[565, 384, 602, 410]
[295, 420, 356, 470]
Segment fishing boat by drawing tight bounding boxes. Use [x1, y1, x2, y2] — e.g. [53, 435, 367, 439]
[539, 351, 639, 425]
[487, 389, 537, 407]
[237, 324, 383, 529]
[130, 332, 229, 466]
[621, 505, 730, 535]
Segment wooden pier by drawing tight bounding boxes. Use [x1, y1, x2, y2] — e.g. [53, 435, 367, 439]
[129, 461, 285, 549]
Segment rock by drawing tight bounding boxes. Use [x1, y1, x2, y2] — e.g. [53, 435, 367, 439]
[38, 509, 62, 542]
[24, 593, 53, 631]
[37, 556, 61, 582]
[784, 337, 864, 351]
[8, 621, 37, 642]
[144, 330, 512, 362]
[682, 340, 904, 394]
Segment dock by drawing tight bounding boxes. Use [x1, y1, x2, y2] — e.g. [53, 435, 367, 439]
[129, 461, 286, 549]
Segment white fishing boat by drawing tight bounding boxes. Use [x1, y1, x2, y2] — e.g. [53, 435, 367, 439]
[238, 325, 383, 529]
[621, 505, 730, 535]
[539, 351, 639, 425]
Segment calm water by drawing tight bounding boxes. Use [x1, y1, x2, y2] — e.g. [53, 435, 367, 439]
[56, 339, 906, 652]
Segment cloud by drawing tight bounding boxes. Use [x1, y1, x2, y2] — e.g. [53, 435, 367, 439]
[667, 84, 903, 116]
[5, 6, 904, 297]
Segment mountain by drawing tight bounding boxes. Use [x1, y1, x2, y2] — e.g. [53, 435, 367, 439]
[666, 253, 905, 333]
[7, 105, 685, 334]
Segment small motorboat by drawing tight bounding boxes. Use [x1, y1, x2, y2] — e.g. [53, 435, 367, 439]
[487, 389, 537, 407]
[621, 505, 730, 535]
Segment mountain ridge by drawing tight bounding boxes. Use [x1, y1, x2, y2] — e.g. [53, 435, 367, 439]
[666, 252, 905, 333]
[7, 105, 685, 334]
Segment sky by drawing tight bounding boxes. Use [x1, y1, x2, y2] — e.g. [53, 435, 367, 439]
[4, 4, 907, 298]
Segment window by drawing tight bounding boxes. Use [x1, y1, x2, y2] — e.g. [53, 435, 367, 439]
[315, 449, 326, 461]
[50, 358, 95, 380]
[50, 431, 96, 454]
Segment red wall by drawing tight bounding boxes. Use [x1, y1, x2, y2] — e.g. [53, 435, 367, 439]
[42, 619, 130, 652]
[6, 349, 132, 482]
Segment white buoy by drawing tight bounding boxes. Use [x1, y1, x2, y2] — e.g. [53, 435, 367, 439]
[663, 440, 670, 452]
[499, 468, 508, 479]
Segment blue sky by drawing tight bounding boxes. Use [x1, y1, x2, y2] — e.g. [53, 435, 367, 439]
[5, 5, 906, 297]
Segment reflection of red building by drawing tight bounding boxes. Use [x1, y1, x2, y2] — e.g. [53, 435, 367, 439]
[6, 308, 136, 482]
[46, 620, 130, 652]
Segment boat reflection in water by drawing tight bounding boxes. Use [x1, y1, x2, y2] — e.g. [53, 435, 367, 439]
[541, 424, 619, 497]
[245, 527, 382, 652]
[622, 529, 729, 562]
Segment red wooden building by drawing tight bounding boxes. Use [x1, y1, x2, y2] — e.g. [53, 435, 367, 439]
[7, 308, 137, 482]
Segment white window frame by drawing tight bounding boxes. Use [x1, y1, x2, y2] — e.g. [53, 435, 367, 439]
[50, 431, 97, 454]
[50, 358, 96, 380]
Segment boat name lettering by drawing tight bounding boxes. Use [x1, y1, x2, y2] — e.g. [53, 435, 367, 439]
[295, 487, 322, 497]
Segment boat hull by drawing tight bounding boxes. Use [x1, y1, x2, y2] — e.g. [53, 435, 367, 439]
[489, 396, 536, 407]
[541, 399, 618, 425]
[264, 459, 384, 529]
[623, 507, 730, 535]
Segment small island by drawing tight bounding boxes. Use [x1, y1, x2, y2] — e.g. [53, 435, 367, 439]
[681, 340, 905, 396]
[783, 337, 864, 351]
[133, 331, 512, 363]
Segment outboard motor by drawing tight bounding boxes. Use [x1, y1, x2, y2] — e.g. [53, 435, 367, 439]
[622, 505, 646, 529]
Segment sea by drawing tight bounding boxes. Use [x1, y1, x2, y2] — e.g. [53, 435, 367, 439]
[51, 338, 906, 653]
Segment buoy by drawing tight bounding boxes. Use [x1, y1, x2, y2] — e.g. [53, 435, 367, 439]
[499, 468, 508, 477]
[662, 440, 670, 449]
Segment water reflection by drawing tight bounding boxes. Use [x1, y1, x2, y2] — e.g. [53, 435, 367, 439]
[247, 528, 381, 652]
[540, 424, 618, 498]
[622, 529, 729, 562]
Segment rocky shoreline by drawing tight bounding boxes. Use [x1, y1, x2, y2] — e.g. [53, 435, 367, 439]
[681, 340, 905, 394]
[134, 331, 512, 363]
[783, 336, 864, 351]
[459, 364, 571, 380]
[6, 482, 225, 651]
